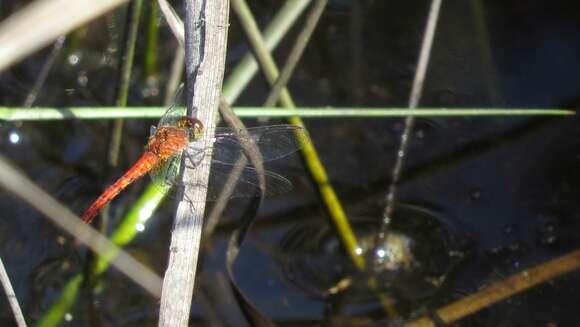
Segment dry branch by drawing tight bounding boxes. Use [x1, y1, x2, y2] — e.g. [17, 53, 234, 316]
[158, 0, 230, 326]
[406, 249, 580, 327]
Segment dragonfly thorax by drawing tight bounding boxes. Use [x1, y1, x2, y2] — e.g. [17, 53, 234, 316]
[147, 127, 190, 160]
[146, 117, 204, 160]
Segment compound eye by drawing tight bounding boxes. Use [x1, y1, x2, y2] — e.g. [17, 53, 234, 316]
[194, 119, 203, 131]
[192, 119, 204, 139]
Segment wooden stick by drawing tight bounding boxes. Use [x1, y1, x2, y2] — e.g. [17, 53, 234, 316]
[405, 249, 580, 327]
[158, 0, 229, 326]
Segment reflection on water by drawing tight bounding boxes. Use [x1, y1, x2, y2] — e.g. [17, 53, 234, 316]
[278, 204, 469, 316]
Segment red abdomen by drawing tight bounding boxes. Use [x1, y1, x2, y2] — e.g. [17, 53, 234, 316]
[81, 152, 159, 224]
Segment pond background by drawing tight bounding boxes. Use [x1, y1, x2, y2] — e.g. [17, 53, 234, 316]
[1, 0, 580, 325]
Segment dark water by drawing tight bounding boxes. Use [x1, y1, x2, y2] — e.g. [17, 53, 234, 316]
[1, 0, 580, 326]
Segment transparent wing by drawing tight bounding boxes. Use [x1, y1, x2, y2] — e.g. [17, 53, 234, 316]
[149, 154, 182, 187]
[157, 85, 307, 164]
[157, 84, 186, 129]
[211, 125, 308, 164]
[206, 162, 293, 200]
[148, 159, 293, 201]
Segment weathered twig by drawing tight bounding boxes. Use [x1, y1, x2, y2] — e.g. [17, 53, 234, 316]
[158, 0, 229, 325]
[0, 256, 26, 327]
[405, 249, 580, 327]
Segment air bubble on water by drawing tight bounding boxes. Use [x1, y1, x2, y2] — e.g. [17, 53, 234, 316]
[469, 188, 481, 201]
[9, 131, 20, 144]
[508, 242, 520, 252]
[538, 222, 559, 247]
[136, 223, 145, 232]
[77, 71, 88, 87]
[415, 129, 425, 139]
[502, 224, 516, 235]
[371, 232, 414, 271]
[68, 54, 80, 65]
[383, 216, 391, 225]
[541, 234, 556, 245]
[64, 313, 73, 322]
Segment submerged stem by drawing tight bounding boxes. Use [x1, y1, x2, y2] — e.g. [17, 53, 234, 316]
[378, 0, 443, 252]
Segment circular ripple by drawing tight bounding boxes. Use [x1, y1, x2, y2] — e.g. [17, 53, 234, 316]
[278, 204, 468, 305]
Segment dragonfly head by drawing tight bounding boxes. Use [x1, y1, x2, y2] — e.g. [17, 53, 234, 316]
[177, 117, 204, 140]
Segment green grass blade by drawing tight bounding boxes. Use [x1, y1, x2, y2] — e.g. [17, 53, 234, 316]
[0, 107, 573, 121]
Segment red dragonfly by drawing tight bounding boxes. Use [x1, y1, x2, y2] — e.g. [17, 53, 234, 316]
[81, 101, 306, 224]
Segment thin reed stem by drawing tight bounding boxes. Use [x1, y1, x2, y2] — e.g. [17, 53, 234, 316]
[0, 107, 572, 121]
[378, 0, 443, 247]
[0, 257, 26, 327]
[108, 0, 143, 166]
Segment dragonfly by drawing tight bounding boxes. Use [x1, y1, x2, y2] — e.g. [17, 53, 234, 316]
[81, 101, 306, 224]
